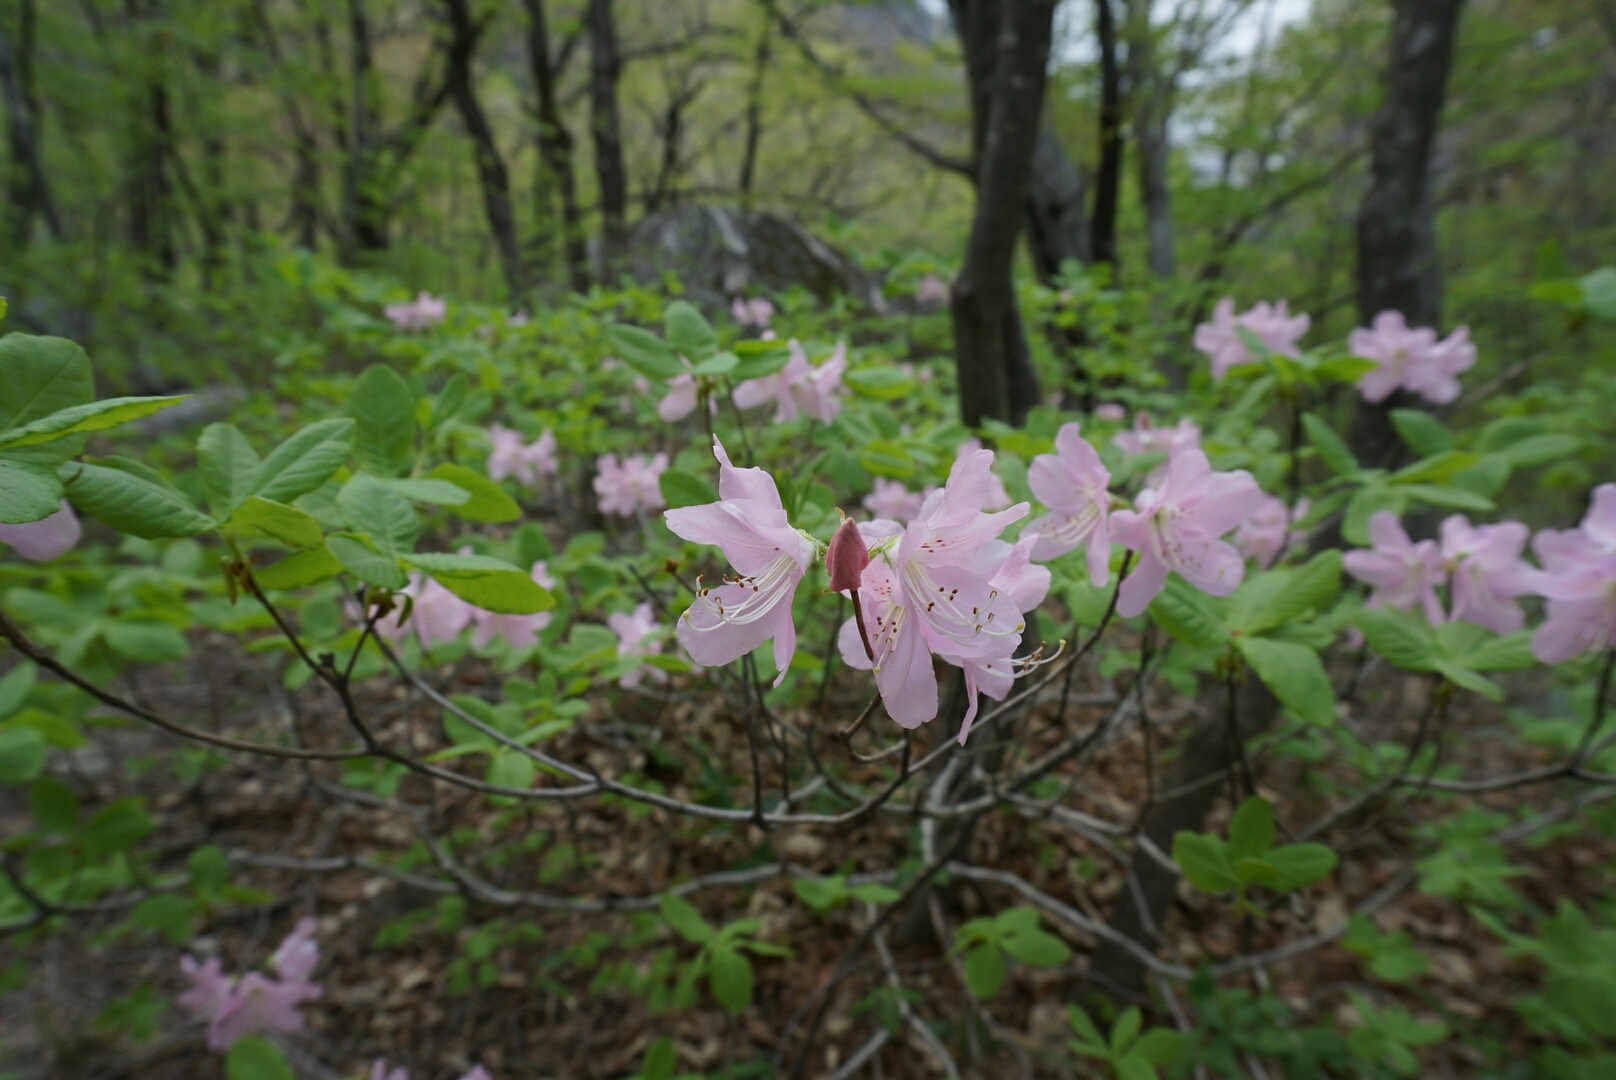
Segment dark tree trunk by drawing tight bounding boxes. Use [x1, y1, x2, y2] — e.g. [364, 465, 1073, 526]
[443, 0, 527, 299]
[587, 0, 628, 276]
[251, 0, 322, 250]
[1090, 0, 1124, 272]
[1349, 0, 1465, 467]
[523, 0, 589, 292]
[737, 17, 772, 209]
[0, 0, 61, 246]
[946, 0, 1057, 429]
[128, 80, 179, 279]
[341, 0, 385, 257]
[1128, 0, 1174, 279]
[647, 75, 701, 214]
[1024, 120, 1091, 282]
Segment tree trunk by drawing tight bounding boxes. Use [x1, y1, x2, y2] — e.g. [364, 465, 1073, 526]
[587, 0, 628, 277]
[1090, 0, 1124, 273]
[341, 0, 389, 257]
[1349, 0, 1465, 467]
[1024, 120, 1091, 282]
[946, 0, 1057, 429]
[0, 0, 61, 247]
[1127, 0, 1174, 279]
[443, 0, 526, 300]
[737, 16, 772, 209]
[523, 0, 588, 292]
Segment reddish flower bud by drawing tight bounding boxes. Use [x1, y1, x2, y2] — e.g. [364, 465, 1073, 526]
[825, 515, 869, 593]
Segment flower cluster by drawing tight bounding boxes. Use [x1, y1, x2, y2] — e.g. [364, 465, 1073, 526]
[178, 918, 322, 1051]
[1194, 298, 1310, 380]
[609, 602, 668, 689]
[383, 291, 447, 332]
[0, 499, 81, 562]
[731, 295, 774, 328]
[1350, 310, 1476, 405]
[374, 561, 556, 652]
[914, 274, 950, 306]
[1235, 495, 1311, 569]
[486, 425, 557, 487]
[1527, 484, 1616, 664]
[594, 452, 669, 516]
[733, 340, 847, 424]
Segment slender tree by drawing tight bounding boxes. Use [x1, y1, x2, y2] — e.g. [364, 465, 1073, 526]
[0, 0, 61, 247]
[523, 0, 589, 292]
[946, 0, 1060, 428]
[1090, 0, 1125, 272]
[588, 0, 629, 277]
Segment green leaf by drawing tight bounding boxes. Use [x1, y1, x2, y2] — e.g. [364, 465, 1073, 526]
[1147, 575, 1228, 648]
[792, 876, 847, 912]
[1172, 831, 1239, 893]
[1131, 1028, 1188, 1065]
[0, 662, 34, 718]
[1389, 410, 1453, 457]
[82, 799, 153, 857]
[197, 423, 261, 516]
[60, 460, 214, 539]
[188, 844, 231, 901]
[1111, 1006, 1143, 1055]
[0, 395, 188, 450]
[1227, 797, 1275, 861]
[1243, 550, 1343, 634]
[689, 351, 738, 377]
[1399, 483, 1494, 512]
[346, 364, 418, 477]
[0, 334, 94, 451]
[326, 534, 408, 589]
[641, 1036, 678, 1080]
[379, 478, 470, 505]
[707, 945, 754, 1013]
[660, 894, 715, 944]
[336, 473, 419, 559]
[255, 546, 343, 590]
[1067, 1004, 1106, 1046]
[31, 776, 77, 832]
[1355, 608, 1436, 672]
[0, 458, 65, 524]
[102, 621, 188, 662]
[1233, 856, 1282, 887]
[730, 341, 791, 381]
[425, 464, 521, 522]
[225, 497, 324, 549]
[1343, 486, 1407, 546]
[1302, 413, 1357, 476]
[1238, 636, 1336, 726]
[1342, 914, 1430, 983]
[250, 418, 355, 505]
[0, 725, 45, 784]
[664, 300, 718, 361]
[1463, 630, 1536, 672]
[226, 1036, 295, 1080]
[658, 468, 718, 509]
[1581, 267, 1616, 321]
[1431, 659, 1502, 702]
[1001, 928, 1071, 967]
[1494, 434, 1578, 468]
[1265, 842, 1339, 890]
[1314, 357, 1377, 383]
[607, 324, 685, 380]
[962, 943, 1005, 999]
[843, 364, 918, 400]
[404, 552, 554, 614]
[131, 894, 198, 944]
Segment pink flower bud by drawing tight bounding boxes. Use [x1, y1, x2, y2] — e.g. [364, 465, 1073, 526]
[826, 516, 869, 593]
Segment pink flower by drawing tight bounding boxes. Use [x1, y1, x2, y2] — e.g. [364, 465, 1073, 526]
[1529, 484, 1616, 664]
[731, 296, 775, 328]
[373, 573, 476, 650]
[1094, 403, 1126, 422]
[371, 1060, 409, 1080]
[608, 602, 667, 689]
[459, 1069, 493, 1080]
[915, 274, 950, 305]
[733, 340, 847, 424]
[1440, 516, 1532, 634]
[594, 452, 668, 517]
[1235, 495, 1311, 569]
[1343, 511, 1445, 626]
[471, 562, 557, 650]
[1350, 310, 1476, 405]
[383, 291, 447, 331]
[863, 479, 928, 523]
[508, 310, 529, 327]
[1023, 422, 1113, 586]
[1108, 449, 1262, 618]
[1194, 298, 1310, 380]
[956, 440, 1011, 511]
[656, 365, 714, 423]
[179, 919, 322, 1052]
[0, 499, 81, 561]
[664, 438, 816, 686]
[838, 449, 1034, 740]
[1113, 413, 1201, 460]
[826, 516, 870, 593]
[486, 426, 557, 486]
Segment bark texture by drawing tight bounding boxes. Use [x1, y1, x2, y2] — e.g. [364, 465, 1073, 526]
[523, 0, 589, 291]
[1090, 0, 1125, 272]
[1025, 121, 1091, 282]
[0, 0, 61, 246]
[588, 0, 628, 276]
[946, 0, 1058, 428]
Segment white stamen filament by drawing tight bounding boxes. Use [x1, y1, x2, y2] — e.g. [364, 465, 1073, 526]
[683, 553, 799, 630]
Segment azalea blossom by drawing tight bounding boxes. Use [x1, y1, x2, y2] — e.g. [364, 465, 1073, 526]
[1023, 422, 1113, 586]
[1093, 403, 1127, 422]
[460, 1069, 493, 1080]
[1342, 511, 1445, 626]
[594, 452, 669, 516]
[0, 499, 81, 561]
[732, 339, 847, 424]
[608, 602, 667, 689]
[486, 425, 558, 486]
[664, 438, 816, 686]
[471, 562, 558, 650]
[1113, 413, 1201, 460]
[371, 1061, 409, 1080]
[957, 439, 1011, 511]
[1529, 484, 1616, 664]
[1350, 310, 1476, 405]
[383, 291, 447, 331]
[1194, 298, 1310, 380]
[863, 478, 929, 523]
[1234, 494, 1311, 569]
[838, 449, 1037, 740]
[1108, 448, 1263, 618]
[731, 296, 775, 328]
[1440, 515, 1533, 634]
[508, 309, 529, 327]
[655, 359, 718, 423]
[179, 918, 323, 1052]
[372, 573, 476, 650]
[915, 274, 950, 306]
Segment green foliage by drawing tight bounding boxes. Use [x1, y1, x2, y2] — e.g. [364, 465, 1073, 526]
[225, 1036, 295, 1080]
[657, 893, 791, 1015]
[952, 906, 1072, 999]
[1067, 1004, 1186, 1080]
[1173, 797, 1337, 913]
